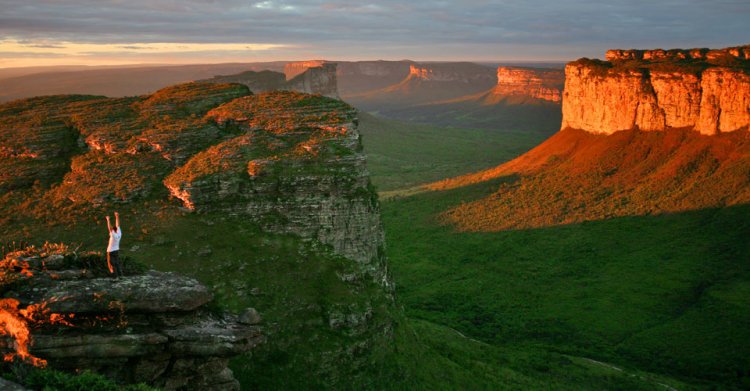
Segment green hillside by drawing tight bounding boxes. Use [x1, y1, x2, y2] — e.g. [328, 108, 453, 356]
[359, 117, 750, 389]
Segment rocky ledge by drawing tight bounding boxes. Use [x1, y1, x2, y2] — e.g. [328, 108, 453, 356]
[0, 245, 263, 391]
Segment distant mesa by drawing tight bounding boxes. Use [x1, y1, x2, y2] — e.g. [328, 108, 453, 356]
[0, 63, 290, 103]
[342, 62, 563, 131]
[202, 62, 339, 98]
[344, 62, 497, 109]
[283, 60, 327, 80]
[489, 66, 563, 104]
[563, 44, 750, 135]
[407, 63, 496, 83]
[285, 62, 339, 98]
[336, 60, 414, 95]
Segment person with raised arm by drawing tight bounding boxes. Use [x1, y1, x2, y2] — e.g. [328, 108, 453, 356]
[105, 211, 123, 279]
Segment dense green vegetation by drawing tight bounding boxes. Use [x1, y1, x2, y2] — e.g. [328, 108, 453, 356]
[357, 117, 750, 389]
[381, 178, 749, 389]
[3, 368, 157, 391]
[357, 113, 547, 192]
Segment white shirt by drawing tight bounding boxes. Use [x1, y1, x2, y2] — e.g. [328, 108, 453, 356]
[107, 227, 122, 252]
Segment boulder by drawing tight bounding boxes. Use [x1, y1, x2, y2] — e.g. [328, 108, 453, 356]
[0, 251, 263, 391]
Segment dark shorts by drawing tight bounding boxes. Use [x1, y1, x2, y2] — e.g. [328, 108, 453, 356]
[107, 250, 123, 276]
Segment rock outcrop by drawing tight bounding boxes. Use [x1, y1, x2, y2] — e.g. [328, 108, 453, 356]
[561, 45, 750, 135]
[0, 247, 262, 391]
[490, 66, 563, 103]
[163, 91, 385, 280]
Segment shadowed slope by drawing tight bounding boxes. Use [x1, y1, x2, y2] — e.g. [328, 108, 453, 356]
[428, 128, 750, 231]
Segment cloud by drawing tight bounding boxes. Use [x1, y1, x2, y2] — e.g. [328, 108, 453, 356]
[0, 0, 747, 63]
[0, 39, 286, 55]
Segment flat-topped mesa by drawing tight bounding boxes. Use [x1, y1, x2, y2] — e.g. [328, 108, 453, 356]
[493, 66, 564, 103]
[337, 61, 413, 77]
[285, 63, 339, 98]
[202, 64, 339, 98]
[562, 44, 750, 135]
[284, 60, 327, 80]
[407, 63, 496, 83]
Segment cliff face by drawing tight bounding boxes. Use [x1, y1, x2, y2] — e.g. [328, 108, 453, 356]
[163, 91, 385, 278]
[336, 61, 413, 95]
[337, 61, 412, 78]
[203, 64, 339, 98]
[284, 60, 327, 80]
[561, 45, 750, 135]
[0, 246, 262, 391]
[285, 63, 340, 98]
[490, 66, 564, 103]
[407, 63, 495, 83]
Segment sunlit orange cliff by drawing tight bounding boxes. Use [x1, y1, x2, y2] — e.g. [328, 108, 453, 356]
[426, 45, 750, 231]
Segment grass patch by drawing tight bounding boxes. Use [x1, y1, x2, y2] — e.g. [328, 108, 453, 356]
[381, 179, 750, 388]
[358, 113, 546, 191]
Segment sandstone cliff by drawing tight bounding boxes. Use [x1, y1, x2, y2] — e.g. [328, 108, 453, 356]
[0, 245, 262, 390]
[489, 66, 563, 104]
[203, 64, 339, 98]
[561, 45, 750, 135]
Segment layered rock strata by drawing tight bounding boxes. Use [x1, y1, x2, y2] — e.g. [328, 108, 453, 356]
[562, 45, 750, 135]
[0, 249, 262, 391]
[492, 66, 563, 103]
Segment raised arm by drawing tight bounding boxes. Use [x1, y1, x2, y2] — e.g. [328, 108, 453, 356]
[105, 215, 112, 232]
[114, 211, 120, 229]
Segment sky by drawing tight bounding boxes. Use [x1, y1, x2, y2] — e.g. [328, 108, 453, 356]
[0, 0, 748, 68]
